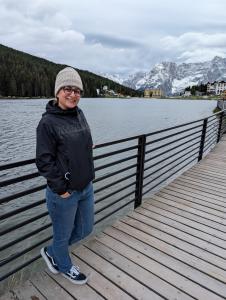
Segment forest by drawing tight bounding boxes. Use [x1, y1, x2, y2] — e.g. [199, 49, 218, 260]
[0, 44, 141, 98]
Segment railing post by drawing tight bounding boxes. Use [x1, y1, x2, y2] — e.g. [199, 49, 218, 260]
[217, 112, 223, 143]
[134, 135, 146, 208]
[198, 118, 208, 161]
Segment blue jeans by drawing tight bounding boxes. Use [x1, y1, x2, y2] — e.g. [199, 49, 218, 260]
[45, 182, 94, 273]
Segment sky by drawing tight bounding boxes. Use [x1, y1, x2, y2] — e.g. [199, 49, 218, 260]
[0, 0, 226, 76]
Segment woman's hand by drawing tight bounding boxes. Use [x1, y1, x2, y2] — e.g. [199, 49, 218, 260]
[59, 192, 71, 198]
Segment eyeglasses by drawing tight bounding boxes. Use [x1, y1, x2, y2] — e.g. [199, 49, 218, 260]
[63, 86, 81, 95]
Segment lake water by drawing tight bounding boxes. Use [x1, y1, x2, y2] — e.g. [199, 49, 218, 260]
[0, 98, 217, 163]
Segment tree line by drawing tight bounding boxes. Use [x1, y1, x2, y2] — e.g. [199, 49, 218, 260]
[184, 83, 207, 95]
[0, 44, 141, 98]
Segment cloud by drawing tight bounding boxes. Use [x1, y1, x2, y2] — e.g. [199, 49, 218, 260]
[0, 0, 226, 75]
[85, 33, 141, 49]
[161, 32, 226, 63]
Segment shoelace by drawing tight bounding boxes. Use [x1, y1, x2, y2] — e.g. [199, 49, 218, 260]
[70, 265, 80, 277]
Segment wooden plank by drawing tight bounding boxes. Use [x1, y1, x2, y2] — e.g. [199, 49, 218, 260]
[138, 204, 226, 248]
[162, 186, 226, 210]
[200, 159, 226, 168]
[73, 245, 162, 300]
[71, 254, 133, 300]
[142, 201, 226, 241]
[84, 238, 193, 300]
[156, 190, 226, 222]
[168, 181, 226, 205]
[0, 280, 46, 300]
[141, 199, 226, 241]
[174, 177, 226, 199]
[191, 162, 226, 172]
[184, 165, 226, 178]
[104, 226, 226, 299]
[97, 231, 225, 300]
[179, 173, 226, 194]
[31, 271, 74, 300]
[188, 168, 226, 180]
[126, 211, 226, 261]
[112, 220, 226, 283]
[46, 269, 105, 300]
[185, 167, 226, 180]
[121, 214, 226, 271]
[146, 196, 226, 234]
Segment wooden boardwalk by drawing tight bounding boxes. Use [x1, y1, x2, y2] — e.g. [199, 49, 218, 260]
[2, 136, 226, 300]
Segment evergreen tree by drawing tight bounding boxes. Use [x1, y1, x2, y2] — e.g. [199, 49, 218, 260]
[0, 44, 141, 98]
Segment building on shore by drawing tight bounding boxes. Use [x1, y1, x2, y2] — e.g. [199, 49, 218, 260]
[207, 81, 226, 95]
[221, 90, 226, 100]
[144, 88, 164, 98]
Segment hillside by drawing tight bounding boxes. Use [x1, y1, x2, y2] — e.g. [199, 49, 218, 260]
[0, 44, 140, 98]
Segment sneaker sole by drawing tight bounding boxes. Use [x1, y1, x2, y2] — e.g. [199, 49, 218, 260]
[61, 273, 88, 285]
[40, 248, 59, 274]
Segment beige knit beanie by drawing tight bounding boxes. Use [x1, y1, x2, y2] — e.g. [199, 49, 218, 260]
[54, 67, 83, 96]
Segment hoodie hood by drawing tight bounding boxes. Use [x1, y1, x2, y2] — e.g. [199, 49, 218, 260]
[43, 99, 78, 116]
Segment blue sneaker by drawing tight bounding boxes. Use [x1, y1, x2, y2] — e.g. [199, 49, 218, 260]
[40, 247, 59, 274]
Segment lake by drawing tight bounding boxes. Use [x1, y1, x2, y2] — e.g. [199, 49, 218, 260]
[0, 98, 218, 163]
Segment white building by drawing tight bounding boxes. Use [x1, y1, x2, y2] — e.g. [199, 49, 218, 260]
[207, 81, 226, 95]
[184, 91, 191, 97]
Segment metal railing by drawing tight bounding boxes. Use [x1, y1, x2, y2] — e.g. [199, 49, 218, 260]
[0, 110, 225, 282]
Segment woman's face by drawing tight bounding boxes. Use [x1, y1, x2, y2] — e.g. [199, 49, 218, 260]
[57, 86, 81, 110]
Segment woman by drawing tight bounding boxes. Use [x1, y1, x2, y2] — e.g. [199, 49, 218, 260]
[36, 67, 95, 285]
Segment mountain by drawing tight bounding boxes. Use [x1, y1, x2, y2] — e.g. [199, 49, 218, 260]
[103, 57, 226, 96]
[0, 44, 140, 98]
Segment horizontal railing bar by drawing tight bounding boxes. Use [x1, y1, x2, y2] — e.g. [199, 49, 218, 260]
[94, 135, 139, 149]
[143, 149, 199, 188]
[206, 122, 219, 133]
[145, 119, 203, 138]
[204, 136, 217, 151]
[95, 181, 136, 204]
[93, 163, 137, 183]
[206, 129, 218, 141]
[0, 235, 52, 268]
[145, 135, 201, 163]
[0, 172, 40, 188]
[207, 118, 218, 126]
[0, 254, 41, 282]
[95, 190, 135, 214]
[142, 155, 198, 196]
[206, 125, 218, 135]
[204, 131, 217, 144]
[93, 145, 138, 160]
[94, 198, 135, 224]
[94, 172, 137, 194]
[0, 212, 49, 236]
[0, 184, 46, 205]
[143, 142, 200, 177]
[0, 158, 35, 171]
[94, 154, 138, 172]
[143, 149, 198, 187]
[204, 142, 215, 154]
[146, 124, 202, 146]
[145, 129, 201, 155]
[1, 199, 46, 220]
[0, 223, 52, 252]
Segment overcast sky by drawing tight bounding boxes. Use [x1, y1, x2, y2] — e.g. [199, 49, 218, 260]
[1, 0, 226, 75]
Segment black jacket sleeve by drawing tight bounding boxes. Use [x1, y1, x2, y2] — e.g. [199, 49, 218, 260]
[36, 120, 67, 194]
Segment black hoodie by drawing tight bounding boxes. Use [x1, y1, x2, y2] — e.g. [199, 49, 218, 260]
[36, 100, 95, 194]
